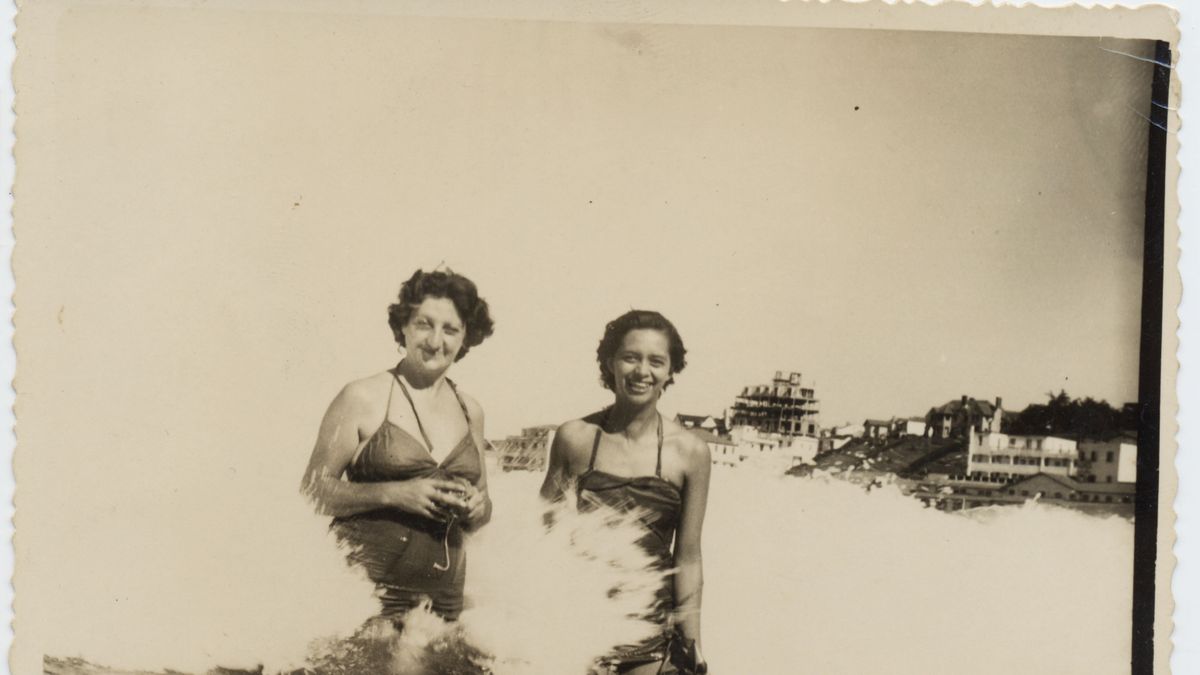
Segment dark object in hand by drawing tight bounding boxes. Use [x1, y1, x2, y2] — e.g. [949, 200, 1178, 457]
[434, 486, 469, 522]
[666, 627, 707, 675]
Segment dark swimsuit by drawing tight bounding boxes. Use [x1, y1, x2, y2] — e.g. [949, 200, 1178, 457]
[331, 371, 481, 624]
[576, 413, 683, 671]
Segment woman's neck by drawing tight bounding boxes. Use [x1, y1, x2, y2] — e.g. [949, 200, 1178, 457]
[606, 398, 660, 438]
[395, 358, 447, 391]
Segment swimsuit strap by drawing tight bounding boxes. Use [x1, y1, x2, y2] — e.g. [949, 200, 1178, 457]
[383, 369, 398, 423]
[587, 425, 603, 472]
[589, 409, 665, 476]
[655, 412, 664, 478]
[445, 378, 472, 425]
[393, 375, 436, 454]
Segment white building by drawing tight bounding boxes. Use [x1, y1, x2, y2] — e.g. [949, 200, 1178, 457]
[1078, 436, 1138, 484]
[966, 431, 1080, 480]
[691, 428, 738, 467]
[783, 435, 820, 465]
[891, 418, 927, 437]
[728, 425, 816, 467]
[827, 422, 865, 438]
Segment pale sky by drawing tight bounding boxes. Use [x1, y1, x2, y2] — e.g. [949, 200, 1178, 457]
[253, 21, 1150, 436]
[21, 15, 1154, 453]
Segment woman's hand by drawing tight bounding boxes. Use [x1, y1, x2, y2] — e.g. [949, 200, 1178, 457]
[458, 480, 491, 527]
[386, 477, 470, 521]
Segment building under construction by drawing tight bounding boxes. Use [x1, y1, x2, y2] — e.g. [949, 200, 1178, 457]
[730, 371, 820, 437]
[488, 425, 556, 472]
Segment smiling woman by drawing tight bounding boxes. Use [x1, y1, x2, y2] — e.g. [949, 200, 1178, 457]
[300, 268, 496, 628]
[540, 310, 712, 675]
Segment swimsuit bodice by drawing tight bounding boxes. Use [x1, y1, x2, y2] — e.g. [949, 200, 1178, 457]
[575, 413, 682, 563]
[346, 372, 481, 489]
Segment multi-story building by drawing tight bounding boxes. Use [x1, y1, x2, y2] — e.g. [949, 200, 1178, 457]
[729, 371, 820, 437]
[1077, 434, 1138, 484]
[490, 425, 556, 472]
[925, 395, 1004, 439]
[966, 431, 1080, 481]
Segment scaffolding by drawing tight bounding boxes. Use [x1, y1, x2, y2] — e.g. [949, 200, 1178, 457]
[730, 371, 820, 437]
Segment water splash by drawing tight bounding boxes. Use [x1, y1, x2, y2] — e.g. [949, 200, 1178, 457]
[44, 462, 1133, 675]
[297, 471, 669, 675]
[458, 474, 668, 675]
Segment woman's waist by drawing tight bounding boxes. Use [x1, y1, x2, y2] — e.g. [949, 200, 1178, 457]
[332, 508, 463, 538]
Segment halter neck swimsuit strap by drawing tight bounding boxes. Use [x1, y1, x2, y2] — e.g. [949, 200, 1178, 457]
[589, 410, 665, 478]
[587, 426, 602, 472]
[444, 378, 472, 424]
[391, 368, 472, 453]
[655, 415, 663, 478]
[383, 373, 396, 423]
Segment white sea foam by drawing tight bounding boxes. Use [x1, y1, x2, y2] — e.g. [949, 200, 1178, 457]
[44, 461, 1132, 675]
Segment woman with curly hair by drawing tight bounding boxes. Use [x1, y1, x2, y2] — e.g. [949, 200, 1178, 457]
[302, 268, 495, 626]
[540, 309, 712, 674]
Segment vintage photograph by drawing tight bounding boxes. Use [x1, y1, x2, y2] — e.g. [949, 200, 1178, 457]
[11, 2, 1180, 674]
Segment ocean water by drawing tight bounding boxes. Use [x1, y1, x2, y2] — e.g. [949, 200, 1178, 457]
[45, 461, 1133, 675]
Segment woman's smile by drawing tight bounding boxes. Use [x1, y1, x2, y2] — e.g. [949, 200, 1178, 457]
[625, 378, 654, 395]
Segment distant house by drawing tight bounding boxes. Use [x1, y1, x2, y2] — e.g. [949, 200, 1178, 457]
[905, 471, 1135, 515]
[925, 396, 1004, 439]
[724, 425, 814, 466]
[863, 417, 927, 439]
[890, 418, 927, 438]
[819, 435, 855, 454]
[675, 413, 727, 436]
[690, 428, 738, 467]
[784, 435, 820, 465]
[998, 473, 1135, 508]
[1077, 433, 1138, 484]
[827, 421, 864, 438]
[730, 425, 779, 455]
[863, 419, 891, 439]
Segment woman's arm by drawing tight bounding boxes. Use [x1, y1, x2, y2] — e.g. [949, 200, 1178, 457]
[300, 381, 464, 519]
[673, 432, 712, 664]
[539, 420, 587, 502]
[460, 394, 493, 531]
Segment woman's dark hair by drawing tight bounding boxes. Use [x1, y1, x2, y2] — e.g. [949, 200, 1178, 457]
[387, 268, 495, 361]
[596, 309, 687, 390]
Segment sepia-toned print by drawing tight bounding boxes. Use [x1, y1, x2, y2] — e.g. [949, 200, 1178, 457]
[12, 2, 1179, 675]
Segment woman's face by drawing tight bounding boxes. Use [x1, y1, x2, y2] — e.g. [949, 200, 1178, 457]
[401, 296, 466, 374]
[608, 328, 672, 406]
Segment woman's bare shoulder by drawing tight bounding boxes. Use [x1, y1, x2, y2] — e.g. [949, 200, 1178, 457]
[554, 417, 595, 445]
[331, 371, 394, 416]
[671, 421, 713, 467]
[449, 385, 485, 423]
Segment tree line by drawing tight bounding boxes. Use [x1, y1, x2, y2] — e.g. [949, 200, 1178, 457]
[1005, 390, 1137, 439]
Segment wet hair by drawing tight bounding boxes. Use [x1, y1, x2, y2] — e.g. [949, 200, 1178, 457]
[387, 269, 495, 361]
[596, 309, 687, 390]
